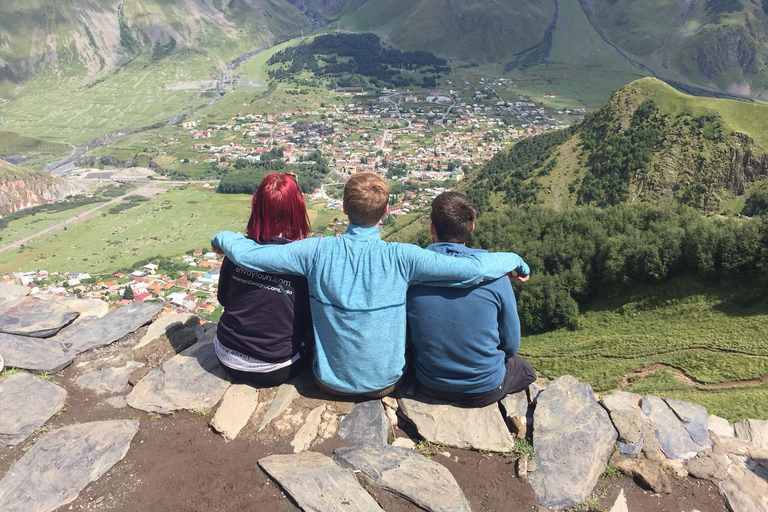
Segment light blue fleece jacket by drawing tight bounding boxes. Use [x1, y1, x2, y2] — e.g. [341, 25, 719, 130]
[212, 225, 530, 394]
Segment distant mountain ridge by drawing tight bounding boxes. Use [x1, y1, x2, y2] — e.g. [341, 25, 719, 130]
[465, 78, 768, 215]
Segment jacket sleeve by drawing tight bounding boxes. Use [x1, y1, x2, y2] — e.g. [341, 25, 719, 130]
[216, 257, 233, 308]
[495, 278, 521, 358]
[211, 231, 317, 276]
[401, 243, 530, 287]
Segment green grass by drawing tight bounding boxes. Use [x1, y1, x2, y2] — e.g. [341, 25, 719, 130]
[0, 185, 251, 274]
[0, 131, 72, 169]
[0, 201, 104, 246]
[628, 78, 768, 149]
[522, 277, 768, 421]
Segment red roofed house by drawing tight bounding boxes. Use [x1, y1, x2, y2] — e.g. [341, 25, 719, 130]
[133, 292, 152, 302]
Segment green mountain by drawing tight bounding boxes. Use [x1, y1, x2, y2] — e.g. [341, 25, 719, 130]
[0, 0, 310, 83]
[465, 78, 768, 215]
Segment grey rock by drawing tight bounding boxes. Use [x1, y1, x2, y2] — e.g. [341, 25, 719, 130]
[105, 396, 127, 409]
[600, 391, 647, 457]
[75, 361, 143, 395]
[338, 399, 389, 446]
[719, 463, 768, 512]
[684, 450, 731, 483]
[126, 339, 230, 414]
[211, 384, 259, 441]
[292, 405, 326, 453]
[0, 420, 139, 512]
[334, 444, 470, 512]
[392, 437, 416, 449]
[259, 452, 384, 512]
[735, 419, 768, 450]
[0, 296, 79, 338]
[133, 313, 201, 358]
[528, 376, 617, 510]
[258, 372, 311, 432]
[708, 415, 735, 439]
[529, 381, 547, 403]
[34, 296, 108, 321]
[665, 398, 711, 447]
[500, 391, 533, 439]
[615, 457, 672, 494]
[0, 372, 67, 447]
[0, 331, 73, 372]
[0, 282, 29, 300]
[642, 395, 708, 461]
[57, 302, 163, 354]
[398, 391, 515, 452]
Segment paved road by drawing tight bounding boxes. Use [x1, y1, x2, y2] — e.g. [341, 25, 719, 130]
[0, 184, 164, 255]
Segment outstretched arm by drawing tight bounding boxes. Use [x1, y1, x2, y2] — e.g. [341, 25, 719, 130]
[496, 279, 521, 358]
[211, 231, 318, 276]
[401, 244, 530, 287]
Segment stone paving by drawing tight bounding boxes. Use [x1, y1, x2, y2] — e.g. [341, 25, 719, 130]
[1, 295, 767, 511]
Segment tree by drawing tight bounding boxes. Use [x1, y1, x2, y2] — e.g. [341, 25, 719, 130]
[123, 286, 135, 300]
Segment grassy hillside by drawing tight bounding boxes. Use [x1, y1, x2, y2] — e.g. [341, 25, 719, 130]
[466, 78, 768, 215]
[523, 277, 768, 422]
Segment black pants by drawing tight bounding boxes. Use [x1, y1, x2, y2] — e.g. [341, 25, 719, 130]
[420, 356, 537, 408]
[218, 354, 308, 387]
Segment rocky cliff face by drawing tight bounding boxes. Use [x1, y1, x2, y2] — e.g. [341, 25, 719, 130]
[0, 167, 82, 215]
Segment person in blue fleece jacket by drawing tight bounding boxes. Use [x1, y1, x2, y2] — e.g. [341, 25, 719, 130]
[212, 172, 530, 397]
[407, 192, 536, 407]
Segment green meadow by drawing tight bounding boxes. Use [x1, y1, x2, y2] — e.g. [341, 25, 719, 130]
[522, 277, 768, 422]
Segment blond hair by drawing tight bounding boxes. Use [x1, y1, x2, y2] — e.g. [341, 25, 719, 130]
[343, 172, 390, 226]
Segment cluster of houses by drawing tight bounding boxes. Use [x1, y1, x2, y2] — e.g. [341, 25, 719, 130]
[1, 250, 226, 319]
[179, 84, 570, 186]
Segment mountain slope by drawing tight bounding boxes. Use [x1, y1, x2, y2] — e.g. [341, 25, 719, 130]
[0, 160, 82, 214]
[465, 78, 768, 215]
[0, 0, 310, 83]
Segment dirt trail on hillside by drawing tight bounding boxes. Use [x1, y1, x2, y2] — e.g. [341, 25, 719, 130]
[617, 362, 768, 391]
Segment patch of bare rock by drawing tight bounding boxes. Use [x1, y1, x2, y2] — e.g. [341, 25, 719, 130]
[1, 294, 767, 511]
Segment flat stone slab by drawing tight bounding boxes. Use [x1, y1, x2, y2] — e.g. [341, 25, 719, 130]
[529, 376, 617, 510]
[334, 444, 471, 512]
[719, 462, 768, 512]
[735, 419, 768, 450]
[0, 282, 29, 300]
[75, 361, 144, 395]
[600, 390, 662, 459]
[338, 399, 389, 446]
[0, 372, 67, 447]
[0, 296, 79, 338]
[34, 296, 109, 321]
[500, 391, 533, 438]
[258, 372, 311, 432]
[0, 332, 73, 373]
[292, 405, 326, 453]
[133, 312, 200, 357]
[665, 398, 710, 446]
[708, 414, 734, 439]
[0, 420, 139, 512]
[398, 391, 515, 452]
[642, 395, 709, 461]
[259, 452, 384, 512]
[126, 339, 230, 414]
[210, 383, 259, 441]
[57, 302, 163, 354]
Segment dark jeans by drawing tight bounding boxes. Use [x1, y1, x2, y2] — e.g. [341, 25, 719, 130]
[420, 356, 537, 408]
[314, 373, 404, 398]
[218, 354, 308, 387]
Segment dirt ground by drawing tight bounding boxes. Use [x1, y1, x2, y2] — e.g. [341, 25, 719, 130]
[0, 327, 729, 512]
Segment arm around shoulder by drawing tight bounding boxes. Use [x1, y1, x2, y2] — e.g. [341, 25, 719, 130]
[211, 231, 318, 275]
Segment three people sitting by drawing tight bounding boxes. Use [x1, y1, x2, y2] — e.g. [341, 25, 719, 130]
[212, 172, 534, 404]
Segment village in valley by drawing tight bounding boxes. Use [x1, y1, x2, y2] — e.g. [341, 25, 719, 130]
[2, 77, 580, 324]
[2, 249, 226, 322]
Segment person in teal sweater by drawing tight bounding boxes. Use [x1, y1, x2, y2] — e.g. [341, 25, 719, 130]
[407, 192, 536, 407]
[211, 172, 530, 397]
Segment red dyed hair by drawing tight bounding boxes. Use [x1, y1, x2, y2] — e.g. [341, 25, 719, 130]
[246, 173, 310, 242]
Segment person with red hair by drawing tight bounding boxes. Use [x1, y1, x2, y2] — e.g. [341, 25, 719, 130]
[214, 172, 313, 386]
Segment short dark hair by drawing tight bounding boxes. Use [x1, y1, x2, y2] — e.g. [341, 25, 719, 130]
[430, 192, 477, 243]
